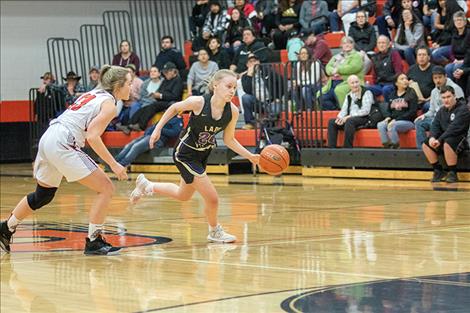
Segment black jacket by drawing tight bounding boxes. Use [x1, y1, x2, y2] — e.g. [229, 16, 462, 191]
[159, 76, 184, 102]
[451, 27, 469, 61]
[209, 49, 231, 70]
[431, 99, 470, 142]
[232, 40, 269, 73]
[386, 88, 418, 121]
[348, 22, 377, 52]
[154, 48, 187, 72]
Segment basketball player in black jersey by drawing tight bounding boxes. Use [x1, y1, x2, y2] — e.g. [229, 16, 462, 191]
[130, 69, 260, 243]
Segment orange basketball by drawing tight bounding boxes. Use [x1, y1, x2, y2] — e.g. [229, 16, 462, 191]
[259, 144, 290, 176]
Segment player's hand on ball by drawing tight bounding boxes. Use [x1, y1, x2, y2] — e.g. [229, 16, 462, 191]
[249, 154, 260, 166]
[149, 128, 162, 149]
[111, 162, 128, 181]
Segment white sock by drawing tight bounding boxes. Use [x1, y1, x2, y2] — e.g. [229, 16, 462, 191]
[209, 224, 219, 232]
[144, 183, 154, 195]
[88, 223, 104, 241]
[7, 215, 21, 232]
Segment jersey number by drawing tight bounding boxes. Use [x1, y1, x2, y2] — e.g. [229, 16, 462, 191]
[197, 132, 216, 146]
[68, 93, 96, 111]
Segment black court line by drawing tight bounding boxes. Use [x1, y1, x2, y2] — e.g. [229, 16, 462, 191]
[134, 271, 470, 313]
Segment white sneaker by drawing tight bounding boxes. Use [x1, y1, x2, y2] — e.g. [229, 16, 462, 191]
[129, 174, 152, 204]
[207, 225, 237, 243]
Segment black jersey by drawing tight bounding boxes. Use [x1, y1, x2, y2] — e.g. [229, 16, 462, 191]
[179, 93, 232, 151]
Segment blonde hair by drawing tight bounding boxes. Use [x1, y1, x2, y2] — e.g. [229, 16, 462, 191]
[98, 65, 129, 93]
[207, 69, 237, 92]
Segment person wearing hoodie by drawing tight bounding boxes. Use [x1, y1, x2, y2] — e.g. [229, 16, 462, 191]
[414, 66, 465, 148]
[230, 27, 269, 73]
[422, 85, 470, 183]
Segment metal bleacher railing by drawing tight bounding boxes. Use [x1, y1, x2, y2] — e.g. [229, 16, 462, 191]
[252, 61, 326, 151]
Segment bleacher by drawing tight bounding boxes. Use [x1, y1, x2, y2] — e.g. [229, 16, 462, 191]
[26, 0, 470, 180]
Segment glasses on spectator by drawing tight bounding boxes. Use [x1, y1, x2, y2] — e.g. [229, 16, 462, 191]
[357, 15, 366, 18]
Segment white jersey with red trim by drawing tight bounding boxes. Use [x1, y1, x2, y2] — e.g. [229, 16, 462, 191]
[51, 89, 115, 147]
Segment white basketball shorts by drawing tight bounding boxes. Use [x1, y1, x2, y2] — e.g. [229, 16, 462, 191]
[33, 123, 98, 187]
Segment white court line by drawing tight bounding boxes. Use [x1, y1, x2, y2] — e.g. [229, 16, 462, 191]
[2, 225, 469, 265]
[124, 252, 399, 281]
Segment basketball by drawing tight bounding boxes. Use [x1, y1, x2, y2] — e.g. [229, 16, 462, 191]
[259, 144, 290, 176]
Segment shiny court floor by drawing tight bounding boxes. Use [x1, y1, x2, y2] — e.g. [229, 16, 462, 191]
[1, 164, 469, 312]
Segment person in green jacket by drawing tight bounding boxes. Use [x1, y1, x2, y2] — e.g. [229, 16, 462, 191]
[324, 36, 364, 107]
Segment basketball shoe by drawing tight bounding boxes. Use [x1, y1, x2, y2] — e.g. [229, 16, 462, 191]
[207, 225, 237, 243]
[84, 234, 121, 255]
[0, 221, 14, 253]
[130, 174, 153, 204]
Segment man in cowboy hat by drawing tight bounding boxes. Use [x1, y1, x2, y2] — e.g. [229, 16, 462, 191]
[48, 70, 86, 115]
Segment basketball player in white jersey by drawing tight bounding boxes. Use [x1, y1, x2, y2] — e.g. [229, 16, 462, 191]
[0, 65, 131, 255]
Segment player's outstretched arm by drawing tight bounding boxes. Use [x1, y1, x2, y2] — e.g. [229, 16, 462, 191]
[223, 105, 260, 165]
[150, 96, 203, 148]
[86, 99, 127, 180]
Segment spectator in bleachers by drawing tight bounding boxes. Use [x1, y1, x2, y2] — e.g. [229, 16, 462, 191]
[86, 66, 100, 91]
[228, 0, 258, 26]
[347, 9, 375, 74]
[377, 73, 418, 148]
[230, 27, 269, 73]
[271, 0, 302, 50]
[128, 62, 184, 132]
[329, 0, 360, 34]
[224, 7, 251, 56]
[445, 11, 468, 79]
[53, 71, 86, 110]
[454, 35, 470, 98]
[240, 54, 263, 129]
[37, 72, 55, 95]
[193, 0, 227, 52]
[125, 64, 144, 105]
[208, 37, 231, 69]
[377, 0, 424, 37]
[190, 0, 210, 39]
[431, 1, 466, 65]
[415, 65, 465, 148]
[112, 40, 141, 76]
[408, 46, 435, 110]
[287, 31, 305, 61]
[293, 47, 323, 110]
[325, 36, 364, 107]
[423, 0, 439, 30]
[348, 10, 377, 54]
[299, 0, 330, 35]
[116, 116, 183, 167]
[422, 85, 470, 183]
[327, 74, 374, 148]
[154, 35, 187, 77]
[369, 35, 404, 102]
[115, 65, 162, 134]
[393, 9, 425, 66]
[303, 31, 333, 66]
[187, 48, 219, 96]
[254, 0, 278, 36]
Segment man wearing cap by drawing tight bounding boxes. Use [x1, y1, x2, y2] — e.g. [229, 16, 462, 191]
[128, 62, 184, 131]
[422, 85, 470, 183]
[414, 65, 465, 148]
[86, 66, 100, 91]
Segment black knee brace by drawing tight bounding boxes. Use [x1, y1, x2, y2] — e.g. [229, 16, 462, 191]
[27, 185, 57, 210]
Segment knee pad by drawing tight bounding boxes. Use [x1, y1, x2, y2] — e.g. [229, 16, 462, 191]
[27, 185, 57, 210]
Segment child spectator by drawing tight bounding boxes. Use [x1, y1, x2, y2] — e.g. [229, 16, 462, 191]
[208, 37, 231, 69]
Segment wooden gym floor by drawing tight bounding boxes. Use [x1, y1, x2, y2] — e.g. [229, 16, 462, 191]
[1, 163, 469, 312]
